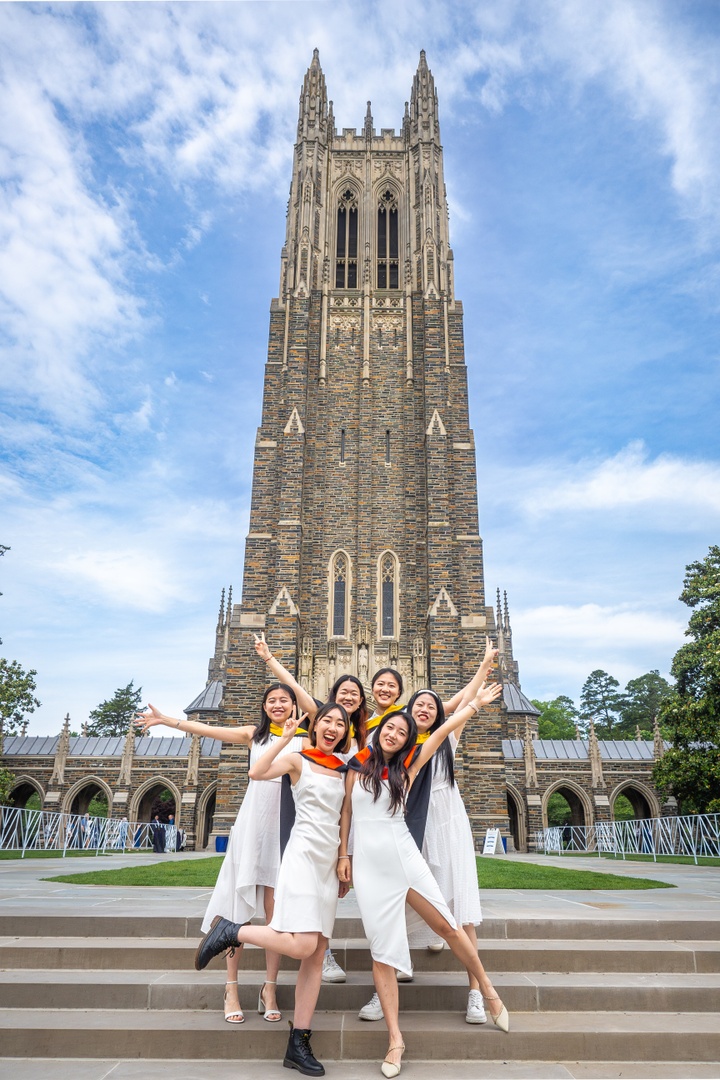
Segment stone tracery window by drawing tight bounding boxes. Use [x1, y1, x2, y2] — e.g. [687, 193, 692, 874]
[379, 551, 399, 638]
[329, 550, 351, 638]
[335, 189, 358, 289]
[377, 189, 399, 289]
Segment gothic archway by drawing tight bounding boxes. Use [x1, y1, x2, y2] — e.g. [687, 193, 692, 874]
[506, 784, 527, 852]
[62, 776, 114, 818]
[9, 776, 45, 810]
[196, 783, 217, 851]
[542, 779, 593, 830]
[610, 781, 660, 821]
[129, 777, 181, 827]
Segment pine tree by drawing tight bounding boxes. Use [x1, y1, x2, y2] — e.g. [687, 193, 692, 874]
[653, 546, 720, 813]
[579, 670, 624, 737]
[620, 670, 673, 738]
[86, 681, 143, 738]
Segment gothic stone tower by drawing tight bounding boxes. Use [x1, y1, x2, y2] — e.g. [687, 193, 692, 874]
[213, 50, 509, 843]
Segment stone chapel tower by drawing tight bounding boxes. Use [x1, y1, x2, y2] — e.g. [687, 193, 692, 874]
[211, 50, 511, 842]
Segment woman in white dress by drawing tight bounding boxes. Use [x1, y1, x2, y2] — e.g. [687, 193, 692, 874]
[135, 684, 304, 1025]
[339, 683, 508, 1079]
[194, 702, 351, 1078]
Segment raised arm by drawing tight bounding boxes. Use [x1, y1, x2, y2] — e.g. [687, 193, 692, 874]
[134, 704, 255, 746]
[408, 680, 503, 782]
[442, 636, 499, 713]
[253, 632, 319, 718]
[249, 713, 305, 783]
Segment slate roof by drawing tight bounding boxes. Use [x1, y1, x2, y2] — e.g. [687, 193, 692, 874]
[502, 738, 665, 761]
[502, 683, 541, 716]
[2, 735, 220, 758]
[185, 680, 223, 713]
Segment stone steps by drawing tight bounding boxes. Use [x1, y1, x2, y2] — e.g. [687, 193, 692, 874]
[0, 1008, 719, 1062]
[0, 911, 718, 1066]
[0, 968, 717, 1013]
[2, 935, 718, 972]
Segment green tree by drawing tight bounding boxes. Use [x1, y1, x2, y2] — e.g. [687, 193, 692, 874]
[531, 695, 581, 739]
[0, 767, 17, 806]
[653, 546, 720, 814]
[86, 681, 143, 737]
[0, 658, 40, 753]
[619, 670, 674, 738]
[580, 669, 624, 738]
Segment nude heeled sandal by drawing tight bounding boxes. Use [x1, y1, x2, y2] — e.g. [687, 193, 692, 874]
[258, 979, 282, 1022]
[485, 994, 510, 1032]
[223, 982, 244, 1024]
[381, 1042, 405, 1078]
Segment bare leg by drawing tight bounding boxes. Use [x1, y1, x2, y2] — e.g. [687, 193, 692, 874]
[294, 935, 327, 1029]
[463, 923, 480, 992]
[406, 889, 504, 1013]
[263, 886, 281, 1012]
[373, 960, 404, 1071]
[224, 947, 243, 1018]
[237, 922, 320, 961]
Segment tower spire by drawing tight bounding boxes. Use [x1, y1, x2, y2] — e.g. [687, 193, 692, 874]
[217, 587, 226, 630]
[364, 101, 373, 140]
[410, 49, 440, 141]
[297, 48, 328, 139]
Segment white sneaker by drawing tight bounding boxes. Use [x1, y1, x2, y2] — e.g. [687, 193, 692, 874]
[427, 941, 444, 952]
[321, 951, 346, 983]
[395, 967, 413, 982]
[465, 989, 487, 1024]
[358, 992, 384, 1021]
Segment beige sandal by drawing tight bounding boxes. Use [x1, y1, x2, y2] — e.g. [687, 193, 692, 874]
[258, 979, 282, 1022]
[223, 981, 245, 1024]
[485, 993, 510, 1032]
[381, 1042, 405, 1078]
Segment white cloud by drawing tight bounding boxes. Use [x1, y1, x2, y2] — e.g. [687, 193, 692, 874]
[54, 547, 185, 613]
[490, 442, 720, 525]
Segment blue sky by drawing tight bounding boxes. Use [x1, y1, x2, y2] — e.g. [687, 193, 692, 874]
[1, 0, 719, 736]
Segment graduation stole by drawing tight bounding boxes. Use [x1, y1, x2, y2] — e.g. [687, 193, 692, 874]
[348, 744, 418, 779]
[366, 703, 406, 733]
[269, 722, 289, 737]
[301, 748, 348, 772]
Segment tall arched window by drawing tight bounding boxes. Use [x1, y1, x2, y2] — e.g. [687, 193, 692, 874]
[377, 189, 399, 289]
[378, 551, 399, 638]
[335, 189, 358, 289]
[329, 551, 351, 638]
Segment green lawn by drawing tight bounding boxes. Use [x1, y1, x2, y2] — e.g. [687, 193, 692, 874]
[45, 854, 672, 890]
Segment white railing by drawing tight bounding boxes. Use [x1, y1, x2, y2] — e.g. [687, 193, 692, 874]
[536, 813, 720, 864]
[0, 804, 179, 858]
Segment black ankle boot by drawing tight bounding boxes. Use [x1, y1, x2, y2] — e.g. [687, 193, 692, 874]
[283, 1022, 325, 1076]
[194, 915, 241, 971]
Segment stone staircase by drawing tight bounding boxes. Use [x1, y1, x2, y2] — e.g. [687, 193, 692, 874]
[1, 912, 719, 1072]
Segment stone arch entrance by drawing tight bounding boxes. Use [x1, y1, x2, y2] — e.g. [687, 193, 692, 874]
[62, 777, 113, 818]
[130, 778, 180, 826]
[611, 781, 660, 821]
[543, 780, 592, 830]
[10, 776, 44, 810]
[506, 785, 526, 852]
[196, 783, 217, 851]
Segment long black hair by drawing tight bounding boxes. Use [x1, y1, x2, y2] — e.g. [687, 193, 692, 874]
[406, 689, 455, 786]
[328, 675, 368, 749]
[308, 701, 351, 755]
[255, 683, 298, 744]
[370, 667, 404, 706]
[360, 709, 417, 814]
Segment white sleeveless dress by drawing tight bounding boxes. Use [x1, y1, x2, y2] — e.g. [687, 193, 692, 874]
[271, 758, 345, 938]
[201, 733, 304, 933]
[351, 777, 457, 977]
[409, 733, 482, 947]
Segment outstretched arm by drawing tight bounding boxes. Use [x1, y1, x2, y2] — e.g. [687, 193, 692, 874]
[253, 633, 319, 718]
[442, 636, 498, 713]
[135, 705, 255, 746]
[408, 680, 503, 783]
[249, 713, 305, 784]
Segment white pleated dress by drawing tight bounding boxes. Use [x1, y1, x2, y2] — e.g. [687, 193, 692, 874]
[408, 733, 482, 947]
[201, 733, 304, 934]
[351, 778, 457, 978]
[271, 758, 345, 938]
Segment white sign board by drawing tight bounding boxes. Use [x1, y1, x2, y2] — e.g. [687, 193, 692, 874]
[481, 828, 504, 855]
